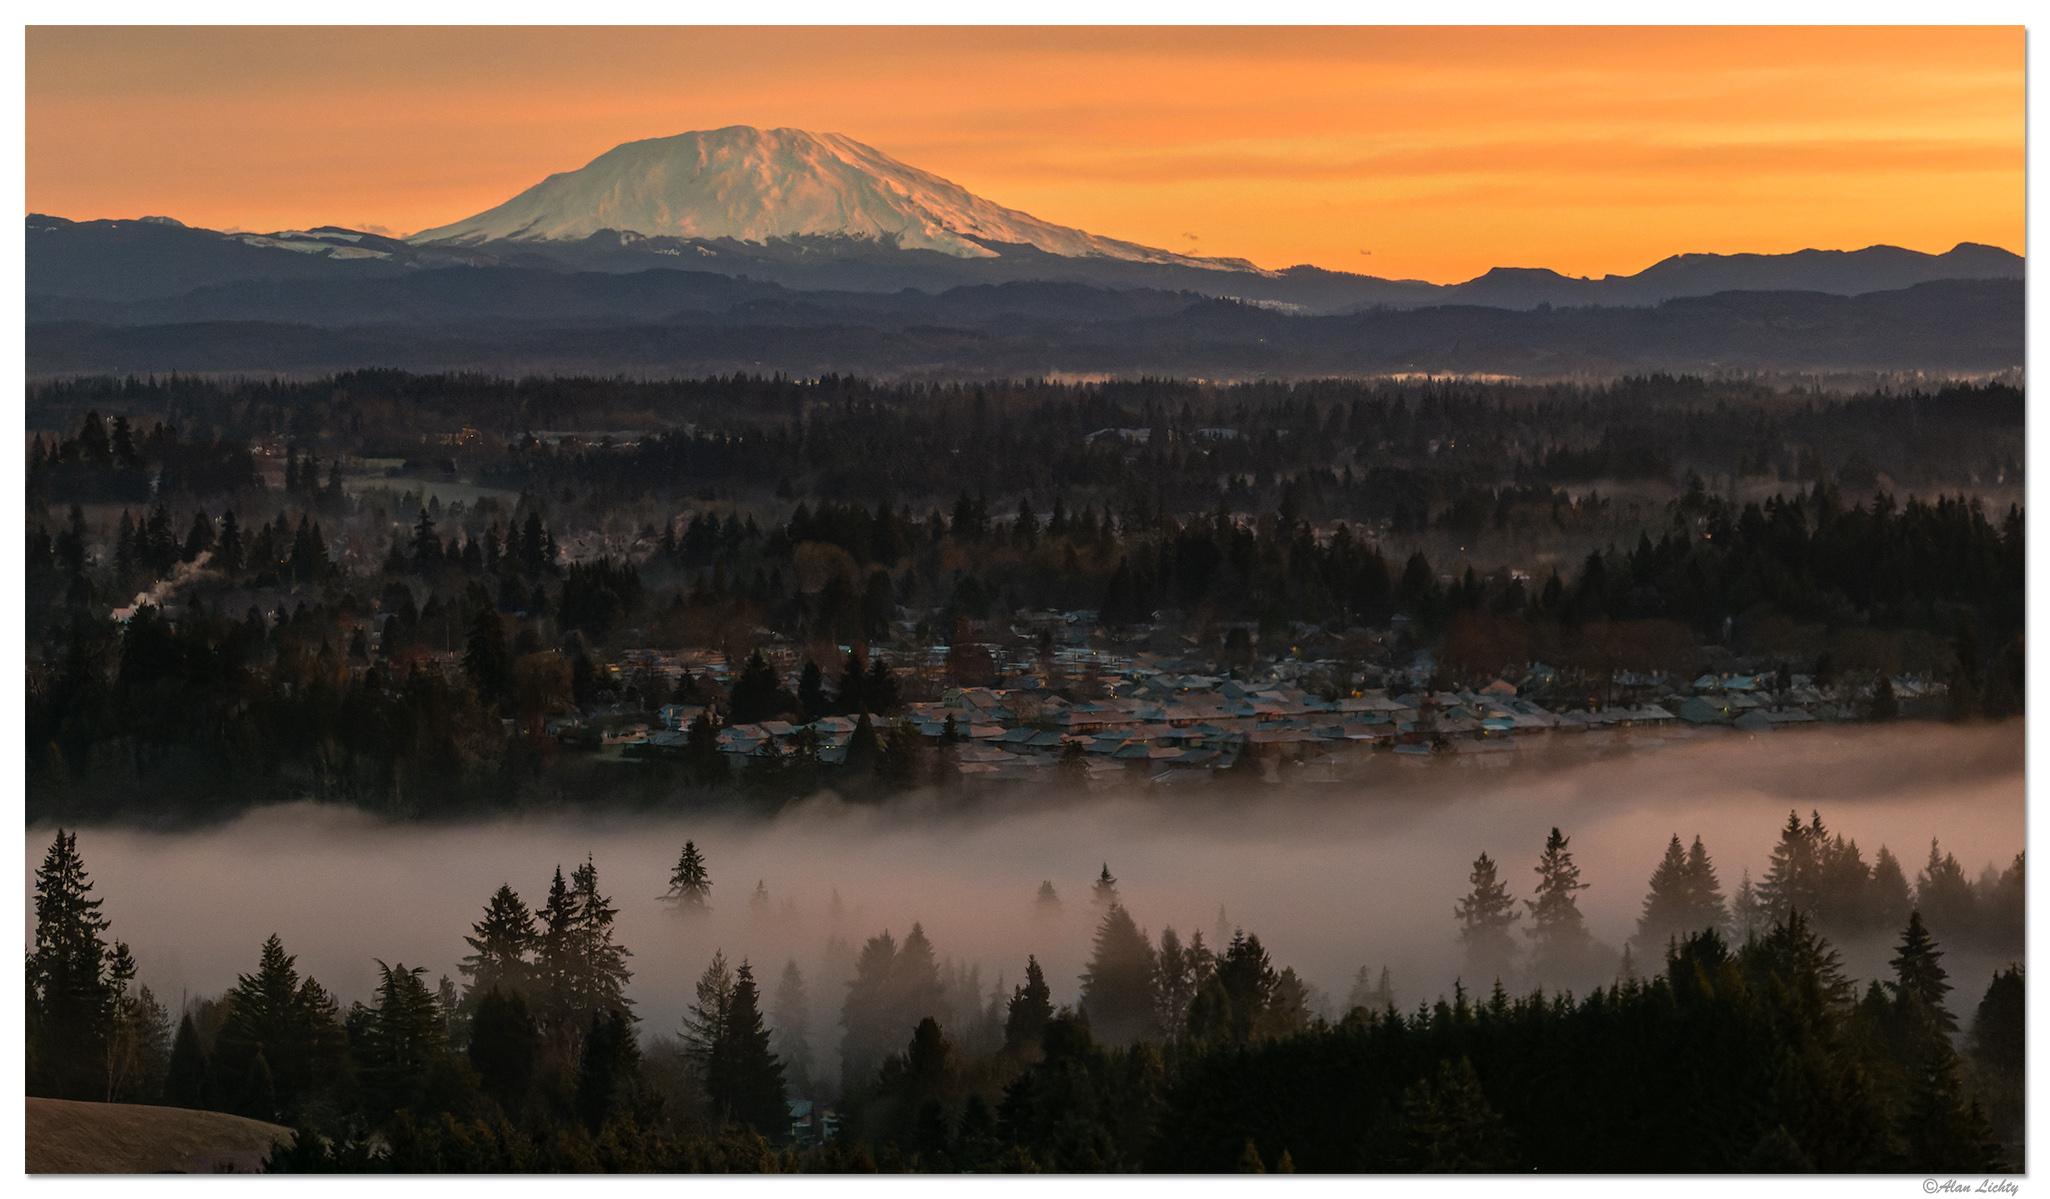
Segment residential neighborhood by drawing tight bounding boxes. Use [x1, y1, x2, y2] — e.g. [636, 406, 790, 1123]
[527, 616, 1944, 791]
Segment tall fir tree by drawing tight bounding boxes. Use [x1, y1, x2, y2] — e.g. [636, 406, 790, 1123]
[1527, 828, 1593, 979]
[683, 950, 734, 1063]
[1888, 911, 1956, 1033]
[667, 841, 712, 909]
[730, 649, 783, 724]
[707, 961, 789, 1137]
[1079, 904, 1160, 1046]
[1877, 840, 1918, 926]
[1731, 868, 1765, 941]
[214, 934, 346, 1122]
[1454, 851, 1519, 981]
[797, 661, 830, 720]
[357, 961, 448, 1117]
[1635, 835, 1693, 953]
[565, 856, 633, 1020]
[770, 960, 814, 1100]
[1760, 810, 1822, 920]
[1154, 926, 1199, 1040]
[1003, 956, 1054, 1059]
[27, 829, 116, 1100]
[163, 1012, 211, 1109]
[684, 714, 728, 786]
[1680, 835, 1729, 935]
[459, 884, 538, 1009]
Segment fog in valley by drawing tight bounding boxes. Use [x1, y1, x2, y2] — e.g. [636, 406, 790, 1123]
[30, 722, 2023, 1091]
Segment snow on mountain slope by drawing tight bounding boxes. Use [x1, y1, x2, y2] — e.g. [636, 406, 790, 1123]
[408, 126, 1267, 274]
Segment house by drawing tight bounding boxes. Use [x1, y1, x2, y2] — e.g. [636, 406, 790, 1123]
[1679, 695, 1738, 724]
[656, 703, 705, 731]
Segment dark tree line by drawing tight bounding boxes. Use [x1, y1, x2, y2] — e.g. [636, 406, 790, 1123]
[28, 824, 2023, 1172]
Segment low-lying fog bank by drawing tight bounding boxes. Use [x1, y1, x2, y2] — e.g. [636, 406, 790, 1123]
[28, 721, 2023, 1084]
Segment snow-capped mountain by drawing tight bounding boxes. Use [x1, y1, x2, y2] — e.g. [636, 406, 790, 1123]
[408, 125, 1265, 273]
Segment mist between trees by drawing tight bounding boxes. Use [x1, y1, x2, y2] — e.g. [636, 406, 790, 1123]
[26, 722, 2022, 1171]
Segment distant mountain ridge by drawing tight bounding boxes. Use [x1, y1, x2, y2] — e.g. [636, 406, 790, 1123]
[27, 212, 2022, 315]
[29, 278, 2022, 381]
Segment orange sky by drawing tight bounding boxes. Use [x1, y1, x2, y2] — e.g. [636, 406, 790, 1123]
[25, 26, 2024, 284]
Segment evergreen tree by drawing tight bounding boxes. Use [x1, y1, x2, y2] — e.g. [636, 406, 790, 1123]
[467, 985, 539, 1116]
[1188, 931, 1277, 1046]
[1346, 965, 1397, 1015]
[730, 650, 782, 724]
[1153, 927, 1198, 1040]
[1526, 828, 1593, 979]
[1635, 834, 1693, 952]
[864, 655, 900, 714]
[563, 856, 633, 1021]
[462, 607, 511, 711]
[1079, 904, 1159, 1046]
[182, 509, 215, 563]
[1760, 810, 1823, 920]
[1265, 967, 1314, 1038]
[1091, 864, 1120, 909]
[144, 505, 176, 575]
[1967, 965, 2024, 1151]
[770, 960, 814, 1099]
[532, 867, 576, 1033]
[847, 713, 880, 773]
[836, 648, 866, 714]
[683, 950, 734, 1063]
[1637, 833, 1728, 951]
[875, 719, 920, 789]
[575, 1006, 646, 1133]
[840, 931, 913, 1089]
[215, 510, 244, 574]
[459, 884, 538, 1008]
[1400, 1057, 1515, 1172]
[889, 924, 947, 1039]
[1680, 835, 1729, 936]
[667, 841, 712, 910]
[103, 942, 170, 1103]
[357, 960, 448, 1116]
[1056, 741, 1089, 791]
[1900, 1042, 2002, 1172]
[708, 961, 789, 1137]
[1914, 839, 1977, 943]
[214, 934, 346, 1122]
[1814, 830, 1873, 936]
[1035, 880, 1063, 915]
[684, 714, 728, 786]
[412, 506, 441, 569]
[1454, 851, 1519, 980]
[1731, 868, 1765, 941]
[797, 661, 829, 720]
[27, 829, 116, 1100]
[1003, 956, 1054, 1059]
[164, 1012, 211, 1109]
[1888, 912, 1955, 1033]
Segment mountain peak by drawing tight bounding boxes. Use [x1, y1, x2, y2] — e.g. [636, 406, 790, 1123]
[409, 125, 1262, 274]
